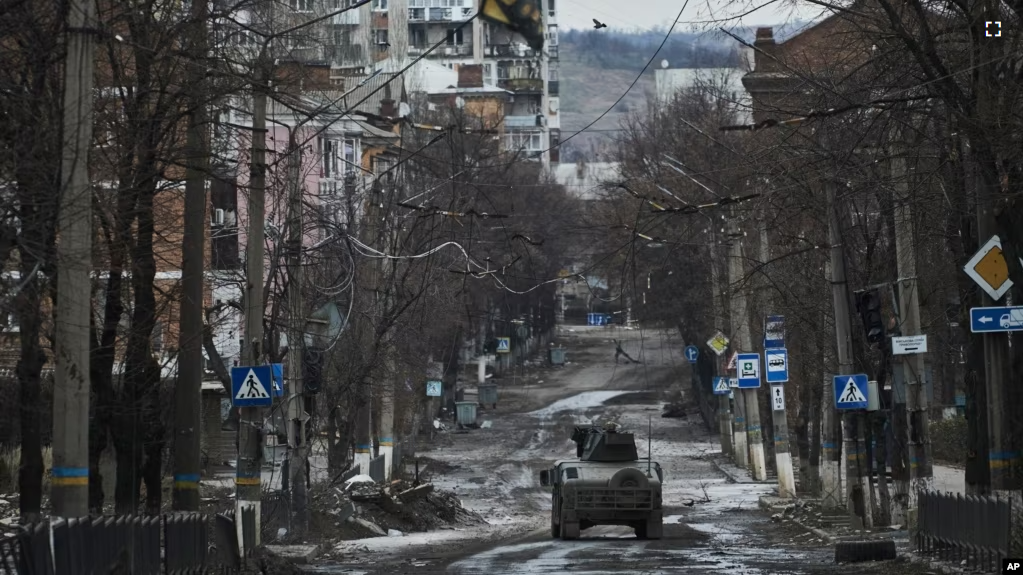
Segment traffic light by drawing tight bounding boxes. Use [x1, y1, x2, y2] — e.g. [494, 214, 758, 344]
[479, 0, 545, 52]
[303, 346, 324, 394]
[855, 289, 885, 344]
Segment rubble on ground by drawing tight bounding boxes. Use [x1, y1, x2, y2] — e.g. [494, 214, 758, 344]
[307, 475, 485, 545]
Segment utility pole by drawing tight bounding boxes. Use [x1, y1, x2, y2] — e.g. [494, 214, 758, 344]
[890, 134, 933, 517]
[238, 71, 268, 552]
[825, 181, 871, 528]
[760, 215, 795, 498]
[726, 208, 767, 480]
[974, 0, 1020, 503]
[710, 240, 732, 458]
[52, 0, 96, 518]
[172, 0, 209, 512]
[285, 132, 309, 536]
[354, 188, 383, 473]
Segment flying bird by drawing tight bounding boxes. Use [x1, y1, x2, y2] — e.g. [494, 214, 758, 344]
[593, 18, 607, 29]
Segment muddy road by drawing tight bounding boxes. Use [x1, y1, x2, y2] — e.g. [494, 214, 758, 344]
[310, 326, 935, 575]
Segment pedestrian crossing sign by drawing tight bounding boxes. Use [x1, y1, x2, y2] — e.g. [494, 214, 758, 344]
[496, 337, 511, 353]
[834, 374, 869, 410]
[712, 377, 730, 395]
[231, 365, 273, 407]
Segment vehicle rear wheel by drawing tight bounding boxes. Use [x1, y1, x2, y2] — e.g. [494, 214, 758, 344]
[634, 522, 647, 539]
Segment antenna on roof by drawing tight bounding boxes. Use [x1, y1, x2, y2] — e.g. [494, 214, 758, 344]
[647, 415, 652, 478]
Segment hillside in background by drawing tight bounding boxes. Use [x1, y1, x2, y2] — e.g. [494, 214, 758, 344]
[557, 24, 809, 163]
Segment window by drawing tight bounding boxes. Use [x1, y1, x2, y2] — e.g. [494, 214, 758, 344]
[292, 0, 313, 12]
[372, 0, 387, 9]
[320, 137, 339, 178]
[549, 62, 559, 81]
[373, 29, 388, 45]
[564, 467, 578, 479]
[410, 27, 427, 46]
[409, 7, 424, 20]
[509, 132, 542, 151]
[547, 0, 556, 17]
[446, 28, 463, 45]
[343, 138, 357, 170]
[548, 24, 558, 46]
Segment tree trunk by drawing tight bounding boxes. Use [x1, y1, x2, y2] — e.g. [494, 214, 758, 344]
[141, 355, 164, 514]
[15, 283, 46, 523]
[796, 366, 812, 494]
[114, 180, 159, 514]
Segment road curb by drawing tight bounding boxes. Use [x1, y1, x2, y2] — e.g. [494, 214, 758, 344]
[710, 458, 740, 483]
[772, 498, 967, 574]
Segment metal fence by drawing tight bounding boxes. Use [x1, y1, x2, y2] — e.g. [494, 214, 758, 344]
[260, 491, 291, 541]
[368, 454, 386, 482]
[339, 464, 361, 484]
[0, 512, 240, 575]
[916, 490, 1012, 572]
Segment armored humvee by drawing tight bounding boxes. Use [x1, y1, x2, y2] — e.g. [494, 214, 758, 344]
[539, 423, 664, 540]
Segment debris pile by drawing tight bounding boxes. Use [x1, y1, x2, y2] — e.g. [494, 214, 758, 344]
[308, 473, 485, 544]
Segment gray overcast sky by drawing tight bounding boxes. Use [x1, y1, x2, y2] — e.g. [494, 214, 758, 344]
[556, 0, 827, 32]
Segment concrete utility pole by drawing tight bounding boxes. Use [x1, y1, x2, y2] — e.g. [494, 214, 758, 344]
[354, 189, 384, 473]
[726, 208, 767, 480]
[759, 215, 795, 498]
[172, 0, 209, 512]
[825, 181, 872, 528]
[238, 72, 268, 551]
[285, 133, 309, 536]
[890, 135, 933, 516]
[52, 0, 96, 518]
[709, 242, 733, 458]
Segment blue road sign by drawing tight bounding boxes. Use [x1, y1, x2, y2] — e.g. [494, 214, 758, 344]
[834, 374, 869, 410]
[426, 380, 442, 397]
[231, 365, 273, 407]
[712, 377, 731, 395]
[684, 345, 699, 363]
[764, 315, 785, 349]
[736, 353, 761, 388]
[765, 348, 789, 383]
[271, 363, 284, 397]
[496, 337, 511, 353]
[970, 306, 1023, 333]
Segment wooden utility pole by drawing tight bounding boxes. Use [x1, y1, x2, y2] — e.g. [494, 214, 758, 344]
[285, 132, 309, 535]
[52, 0, 96, 518]
[238, 72, 268, 552]
[889, 134, 934, 517]
[709, 239, 732, 458]
[172, 0, 209, 512]
[726, 208, 766, 480]
[760, 215, 795, 498]
[825, 181, 871, 528]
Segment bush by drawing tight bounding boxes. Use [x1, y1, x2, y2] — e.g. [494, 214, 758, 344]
[930, 415, 968, 466]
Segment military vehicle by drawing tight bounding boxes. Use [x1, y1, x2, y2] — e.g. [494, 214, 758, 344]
[539, 422, 664, 540]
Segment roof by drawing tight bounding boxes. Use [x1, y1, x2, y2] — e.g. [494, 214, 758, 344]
[374, 57, 508, 96]
[319, 71, 405, 116]
[554, 162, 619, 200]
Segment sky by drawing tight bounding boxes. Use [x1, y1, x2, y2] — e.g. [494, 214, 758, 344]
[556, 0, 827, 33]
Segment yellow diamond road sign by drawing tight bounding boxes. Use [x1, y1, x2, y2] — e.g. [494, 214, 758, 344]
[964, 235, 1016, 301]
[707, 331, 730, 356]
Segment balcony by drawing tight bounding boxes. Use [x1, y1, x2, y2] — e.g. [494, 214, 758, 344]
[548, 80, 559, 95]
[499, 78, 543, 93]
[486, 44, 536, 58]
[548, 45, 558, 59]
[504, 115, 543, 128]
[438, 44, 471, 57]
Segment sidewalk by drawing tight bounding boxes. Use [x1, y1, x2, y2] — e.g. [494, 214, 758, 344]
[711, 455, 966, 574]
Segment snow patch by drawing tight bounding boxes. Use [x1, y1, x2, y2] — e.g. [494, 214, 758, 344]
[527, 391, 632, 418]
